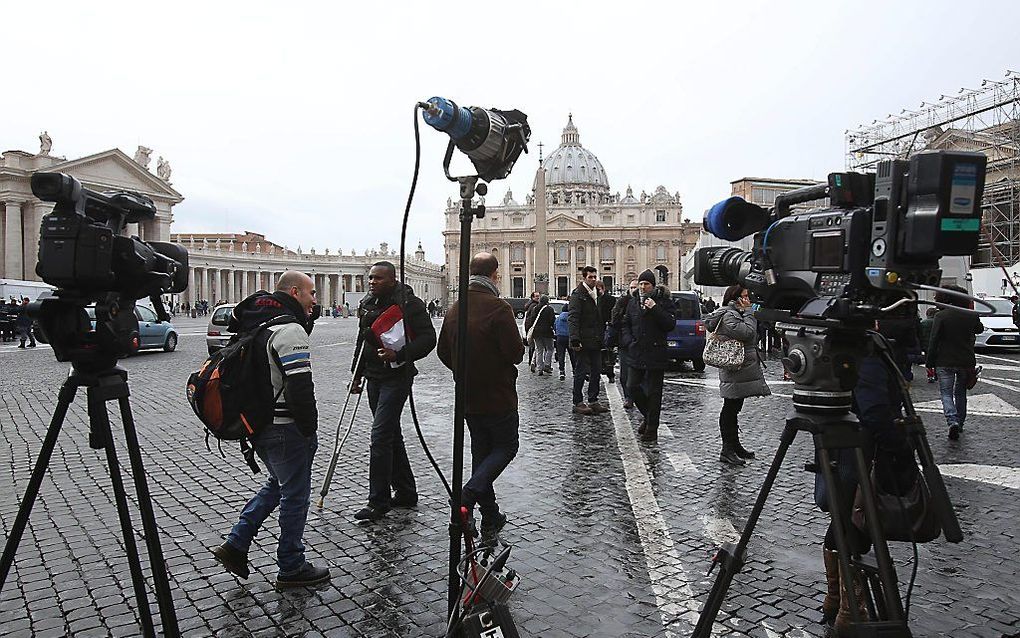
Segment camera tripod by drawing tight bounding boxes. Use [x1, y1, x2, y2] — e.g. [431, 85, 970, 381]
[0, 361, 179, 638]
[692, 318, 961, 638]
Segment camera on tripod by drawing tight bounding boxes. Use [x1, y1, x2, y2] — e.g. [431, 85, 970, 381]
[28, 172, 189, 362]
[694, 150, 987, 318]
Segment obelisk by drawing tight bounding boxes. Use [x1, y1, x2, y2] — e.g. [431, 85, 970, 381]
[533, 152, 549, 294]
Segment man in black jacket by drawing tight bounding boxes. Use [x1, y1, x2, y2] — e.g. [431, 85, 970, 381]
[611, 280, 639, 408]
[213, 271, 330, 588]
[926, 287, 983, 440]
[568, 266, 608, 415]
[622, 271, 676, 441]
[351, 261, 437, 521]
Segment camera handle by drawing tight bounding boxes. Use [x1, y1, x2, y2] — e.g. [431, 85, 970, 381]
[0, 365, 178, 637]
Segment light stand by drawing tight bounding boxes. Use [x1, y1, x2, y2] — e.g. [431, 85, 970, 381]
[443, 140, 489, 617]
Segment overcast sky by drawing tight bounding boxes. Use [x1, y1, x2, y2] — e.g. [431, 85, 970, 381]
[5, 1, 1018, 263]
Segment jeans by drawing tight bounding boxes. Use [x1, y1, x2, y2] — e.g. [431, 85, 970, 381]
[628, 367, 664, 431]
[227, 423, 317, 574]
[463, 410, 520, 519]
[937, 367, 969, 427]
[619, 350, 632, 401]
[367, 376, 417, 508]
[572, 347, 602, 405]
[534, 337, 554, 371]
[555, 336, 575, 374]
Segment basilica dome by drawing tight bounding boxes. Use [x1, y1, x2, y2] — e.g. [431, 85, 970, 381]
[543, 114, 610, 191]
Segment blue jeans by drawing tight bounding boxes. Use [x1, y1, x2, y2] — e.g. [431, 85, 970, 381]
[463, 411, 520, 519]
[555, 336, 575, 374]
[367, 376, 417, 508]
[937, 367, 969, 427]
[572, 347, 602, 405]
[227, 423, 317, 575]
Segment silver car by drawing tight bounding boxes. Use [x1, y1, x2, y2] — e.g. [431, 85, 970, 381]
[206, 303, 236, 355]
[975, 297, 1020, 350]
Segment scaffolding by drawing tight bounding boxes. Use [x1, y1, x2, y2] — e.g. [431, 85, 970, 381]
[845, 70, 1020, 268]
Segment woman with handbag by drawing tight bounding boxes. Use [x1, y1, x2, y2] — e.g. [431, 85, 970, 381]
[703, 285, 770, 466]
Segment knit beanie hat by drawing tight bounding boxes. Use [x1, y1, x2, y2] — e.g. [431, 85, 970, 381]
[638, 269, 656, 285]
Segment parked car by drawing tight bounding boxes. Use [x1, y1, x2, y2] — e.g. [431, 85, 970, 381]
[975, 297, 1020, 350]
[207, 303, 237, 355]
[84, 305, 178, 353]
[549, 299, 568, 315]
[503, 297, 530, 319]
[665, 291, 706, 371]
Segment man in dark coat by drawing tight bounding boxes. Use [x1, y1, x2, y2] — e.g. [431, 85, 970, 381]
[568, 266, 608, 415]
[926, 287, 983, 440]
[621, 271, 676, 441]
[522, 291, 541, 372]
[610, 279, 639, 408]
[351, 261, 437, 521]
[16, 298, 36, 348]
[437, 252, 524, 543]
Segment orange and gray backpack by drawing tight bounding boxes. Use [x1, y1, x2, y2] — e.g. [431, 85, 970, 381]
[186, 314, 294, 472]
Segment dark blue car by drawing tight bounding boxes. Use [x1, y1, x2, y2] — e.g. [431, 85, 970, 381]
[665, 291, 705, 371]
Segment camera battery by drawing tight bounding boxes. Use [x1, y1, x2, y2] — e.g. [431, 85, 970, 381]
[459, 603, 520, 638]
[466, 567, 519, 604]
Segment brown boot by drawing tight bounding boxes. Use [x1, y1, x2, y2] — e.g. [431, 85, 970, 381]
[821, 548, 840, 629]
[833, 560, 868, 636]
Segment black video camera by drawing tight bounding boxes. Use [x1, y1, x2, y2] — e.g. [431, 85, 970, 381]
[29, 172, 189, 363]
[694, 150, 987, 319]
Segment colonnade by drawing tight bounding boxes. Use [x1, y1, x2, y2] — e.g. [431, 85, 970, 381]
[184, 267, 366, 308]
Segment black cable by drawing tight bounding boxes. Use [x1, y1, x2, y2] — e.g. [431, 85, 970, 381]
[399, 104, 453, 499]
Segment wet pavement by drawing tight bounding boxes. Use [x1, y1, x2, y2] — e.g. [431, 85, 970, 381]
[1, 316, 1019, 637]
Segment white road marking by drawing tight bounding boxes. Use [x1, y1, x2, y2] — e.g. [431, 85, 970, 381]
[976, 352, 1020, 365]
[665, 377, 791, 399]
[938, 464, 1020, 490]
[913, 393, 1019, 418]
[699, 514, 740, 545]
[318, 341, 351, 349]
[976, 377, 1020, 394]
[667, 451, 698, 475]
[606, 382, 705, 636]
[975, 364, 1020, 372]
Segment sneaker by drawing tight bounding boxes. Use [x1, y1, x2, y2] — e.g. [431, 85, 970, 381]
[354, 504, 390, 521]
[276, 562, 331, 589]
[948, 424, 960, 441]
[544, 367, 553, 374]
[391, 493, 418, 508]
[537, 370, 544, 377]
[530, 362, 536, 373]
[211, 543, 250, 580]
[480, 513, 508, 543]
[559, 372, 565, 380]
[573, 402, 594, 415]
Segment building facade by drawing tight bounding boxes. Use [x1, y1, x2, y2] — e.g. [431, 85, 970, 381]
[0, 143, 181, 282]
[173, 233, 445, 308]
[0, 137, 446, 306]
[443, 115, 700, 300]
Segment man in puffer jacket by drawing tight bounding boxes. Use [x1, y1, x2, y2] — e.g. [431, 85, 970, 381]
[621, 271, 676, 442]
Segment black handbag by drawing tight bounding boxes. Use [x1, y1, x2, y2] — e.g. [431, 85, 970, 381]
[851, 467, 941, 543]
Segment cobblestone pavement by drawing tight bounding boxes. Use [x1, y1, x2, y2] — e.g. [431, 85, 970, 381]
[1, 316, 1019, 637]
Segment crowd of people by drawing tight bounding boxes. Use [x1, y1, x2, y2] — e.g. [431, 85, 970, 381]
[0, 296, 36, 348]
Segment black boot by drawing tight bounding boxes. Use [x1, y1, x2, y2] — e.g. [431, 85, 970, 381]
[734, 440, 755, 459]
[720, 446, 745, 466]
[719, 416, 745, 466]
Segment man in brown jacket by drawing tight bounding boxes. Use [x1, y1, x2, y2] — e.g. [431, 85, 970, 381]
[437, 252, 525, 543]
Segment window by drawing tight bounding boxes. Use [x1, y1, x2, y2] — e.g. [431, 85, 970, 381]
[656, 244, 667, 261]
[576, 245, 585, 262]
[511, 244, 525, 262]
[601, 243, 615, 261]
[556, 244, 568, 262]
[656, 210, 666, 222]
[512, 277, 525, 298]
[601, 212, 614, 225]
[512, 214, 524, 226]
[627, 245, 636, 261]
[576, 214, 584, 223]
[557, 276, 569, 298]
[136, 306, 158, 323]
[627, 214, 634, 224]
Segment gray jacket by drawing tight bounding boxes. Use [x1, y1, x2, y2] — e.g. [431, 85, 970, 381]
[704, 303, 771, 400]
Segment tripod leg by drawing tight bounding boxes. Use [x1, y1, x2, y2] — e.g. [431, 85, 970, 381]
[852, 447, 905, 621]
[816, 446, 866, 624]
[116, 394, 180, 637]
[87, 387, 156, 638]
[0, 380, 78, 592]
[692, 421, 799, 638]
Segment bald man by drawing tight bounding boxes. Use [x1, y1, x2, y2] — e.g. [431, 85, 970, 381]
[212, 270, 330, 589]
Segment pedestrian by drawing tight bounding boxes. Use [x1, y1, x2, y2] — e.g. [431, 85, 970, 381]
[212, 271, 330, 588]
[704, 285, 770, 465]
[918, 307, 938, 383]
[926, 286, 983, 440]
[553, 301, 574, 381]
[530, 295, 555, 376]
[16, 297, 36, 348]
[610, 280, 639, 409]
[1011, 294, 1019, 330]
[350, 261, 437, 521]
[437, 252, 524, 543]
[595, 280, 616, 383]
[568, 266, 609, 415]
[621, 271, 676, 441]
[523, 291, 541, 372]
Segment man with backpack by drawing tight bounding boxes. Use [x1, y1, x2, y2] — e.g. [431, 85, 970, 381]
[211, 270, 330, 588]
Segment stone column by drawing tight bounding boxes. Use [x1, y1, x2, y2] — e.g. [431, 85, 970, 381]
[187, 267, 196, 304]
[21, 203, 43, 281]
[533, 164, 549, 294]
[4, 201, 23, 279]
[227, 269, 236, 302]
[502, 243, 512, 297]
